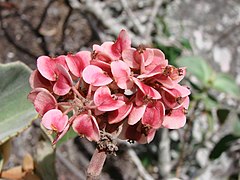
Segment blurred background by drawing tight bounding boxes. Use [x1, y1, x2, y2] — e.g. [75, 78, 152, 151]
[0, 0, 240, 179]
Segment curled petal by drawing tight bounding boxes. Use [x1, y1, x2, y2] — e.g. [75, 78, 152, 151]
[111, 60, 134, 89]
[162, 97, 189, 129]
[137, 65, 163, 79]
[111, 29, 131, 57]
[91, 59, 111, 75]
[53, 65, 72, 96]
[128, 104, 146, 125]
[146, 49, 166, 71]
[28, 88, 57, 116]
[94, 86, 125, 111]
[133, 77, 161, 99]
[29, 70, 52, 90]
[72, 114, 100, 142]
[122, 48, 139, 69]
[134, 48, 154, 67]
[66, 51, 91, 77]
[37, 55, 67, 81]
[42, 109, 68, 132]
[145, 128, 157, 144]
[161, 85, 190, 109]
[108, 95, 133, 124]
[142, 101, 165, 129]
[154, 74, 175, 89]
[82, 65, 112, 86]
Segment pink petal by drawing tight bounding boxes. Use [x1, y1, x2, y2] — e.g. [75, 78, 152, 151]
[42, 109, 68, 132]
[37, 55, 67, 81]
[171, 67, 186, 83]
[137, 65, 163, 79]
[137, 128, 157, 144]
[128, 104, 146, 125]
[145, 129, 157, 144]
[29, 70, 52, 90]
[93, 43, 114, 62]
[108, 95, 133, 124]
[142, 101, 165, 129]
[154, 74, 175, 89]
[66, 51, 91, 77]
[175, 84, 191, 97]
[28, 88, 57, 116]
[90, 60, 111, 75]
[111, 29, 131, 57]
[72, 114, 100, 142]
[82, 65, 112, 86]
[162, 97, 189, 129]
[134, 48, 154, 67]
[162, 107, 186, 129]
[93, 86, 125, 111]
[150, 49, 166, 67]
[111, 60, 134, 89]
[37, 56, 56, 81]
[161, 85, 190, 109]
[53, 65, 73, 96]
[132, 77, 161, 99]
[122, 48, 139, 69]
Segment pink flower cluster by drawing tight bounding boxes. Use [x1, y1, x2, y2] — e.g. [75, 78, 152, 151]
[28, 30, 190, 144]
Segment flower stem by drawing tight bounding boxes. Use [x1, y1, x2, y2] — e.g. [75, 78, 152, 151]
[86, 149, 107, 180]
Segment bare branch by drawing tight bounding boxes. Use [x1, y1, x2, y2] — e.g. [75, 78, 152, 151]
[127, 148, 154, 180]
[120, 0, 144, 35]
[145, 0, 163, 42]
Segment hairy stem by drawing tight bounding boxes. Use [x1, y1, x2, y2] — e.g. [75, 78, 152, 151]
[86, 149, 107, 180]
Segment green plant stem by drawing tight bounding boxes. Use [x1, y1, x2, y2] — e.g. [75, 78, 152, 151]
[86, 149, 107, 180]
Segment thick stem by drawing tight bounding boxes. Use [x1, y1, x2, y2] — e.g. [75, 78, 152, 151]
[86, 149, 107, 180]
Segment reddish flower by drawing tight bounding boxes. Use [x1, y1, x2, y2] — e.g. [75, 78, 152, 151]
[28, 29, 191, 145]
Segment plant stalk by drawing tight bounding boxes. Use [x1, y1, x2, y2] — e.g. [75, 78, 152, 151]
[86, 149, 107, 180]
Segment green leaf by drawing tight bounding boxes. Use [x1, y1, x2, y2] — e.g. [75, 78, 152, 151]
[207, 112, 214, 132]
[154, 43, 182, 64]
[209, 134, 239, 160]
[217, 109, 230, 124]
[203, 95, 218, 110]
[175, 56, 212, 84]
[0, 62, 36, 145]
[34, 140, 57, 180]
[212, 73, 240, 97]
[233, 113, 240, 137]
[180, 38, 192, 50]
